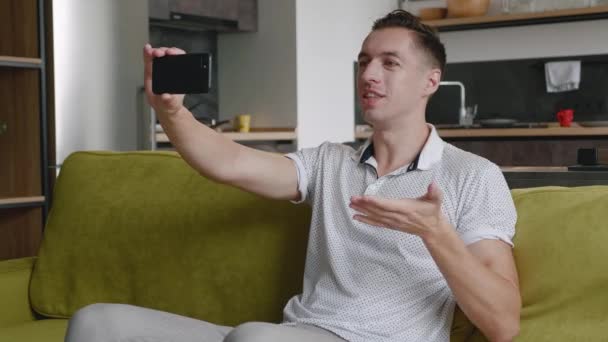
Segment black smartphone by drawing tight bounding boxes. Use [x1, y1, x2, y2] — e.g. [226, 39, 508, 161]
[152, 53, 212, 94]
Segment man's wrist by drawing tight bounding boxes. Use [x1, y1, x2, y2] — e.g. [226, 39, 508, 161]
[158, 105, 190, 125]
[174, 105, 190, 117]
[421, 218, 457, 248]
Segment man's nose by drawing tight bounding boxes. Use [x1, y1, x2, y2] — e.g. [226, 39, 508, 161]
[360, 60, 381, 84]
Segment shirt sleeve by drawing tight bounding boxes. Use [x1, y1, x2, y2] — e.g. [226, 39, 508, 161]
[284, 142, 327, 204]
[456, 163, 517, 247]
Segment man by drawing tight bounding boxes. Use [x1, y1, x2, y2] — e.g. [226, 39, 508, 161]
[65, 10, 520, 342]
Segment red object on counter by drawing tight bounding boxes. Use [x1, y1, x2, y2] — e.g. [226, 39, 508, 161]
[557, 109, 574, 127]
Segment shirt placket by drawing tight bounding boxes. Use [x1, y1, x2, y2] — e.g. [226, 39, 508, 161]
[363, 176, 387, 196]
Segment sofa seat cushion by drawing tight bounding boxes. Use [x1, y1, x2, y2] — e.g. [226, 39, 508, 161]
[29, 151, 311, 326]
[0, 319, 68, 342]
[0, 257, 36, 327]
[507, 186, 608, 341]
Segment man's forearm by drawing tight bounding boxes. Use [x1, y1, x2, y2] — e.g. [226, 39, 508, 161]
[157, 107, 299, 200]
[157, 107, 242, 183]
[421, 224, 520, 341]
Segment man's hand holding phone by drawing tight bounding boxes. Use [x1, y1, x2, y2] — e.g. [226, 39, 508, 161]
[143, 44, 186, 117]
[141, 45, 300, 203]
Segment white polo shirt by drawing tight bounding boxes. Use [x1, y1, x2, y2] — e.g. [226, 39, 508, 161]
[282, 125, 517, 342]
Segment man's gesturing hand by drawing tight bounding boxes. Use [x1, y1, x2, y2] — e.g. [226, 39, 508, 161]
[349, 182, 448, 239]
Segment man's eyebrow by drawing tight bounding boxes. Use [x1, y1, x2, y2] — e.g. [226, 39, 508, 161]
[380, 51, 401, 59]
[357, 51, 402, 60]
[357, 52, 369, 60]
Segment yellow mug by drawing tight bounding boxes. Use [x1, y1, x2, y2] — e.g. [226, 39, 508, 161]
[235, 114, 251, 132]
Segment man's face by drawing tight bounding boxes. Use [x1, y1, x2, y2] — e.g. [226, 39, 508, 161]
[356, 28, 440, 127]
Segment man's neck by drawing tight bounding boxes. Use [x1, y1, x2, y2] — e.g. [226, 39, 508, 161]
[371, 118, 430, 177]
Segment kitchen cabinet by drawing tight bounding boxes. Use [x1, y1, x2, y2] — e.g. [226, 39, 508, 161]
[149, 0, 171, 20]
[503, 168, 608, 188]
[149, 0, 257, 32]
[0, 0, 50, 260]
[424, 5, 608, 31]
[170, 0, 239, 21]
[356, 125, 608, 166]
[447, 137, 608, 166]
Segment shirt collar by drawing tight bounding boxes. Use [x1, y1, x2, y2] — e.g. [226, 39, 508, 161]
[351, 124, 444, 171]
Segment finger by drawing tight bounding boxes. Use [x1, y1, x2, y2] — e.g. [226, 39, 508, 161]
[419, 182, 443, 203]
[143, 43, 153, 65]
[353, 214, 389, 228]
[427, 182, 443, 204]
[353, 214, 399, 230]
[161, 93, 174, 102]
[143, 44, 154, 96]
[167, 47, 186, 55]
[153, 47, 170, 58]
[351, 195, 405, 214]
[370, 195, 432, 215]
[350, 202, 403, 223]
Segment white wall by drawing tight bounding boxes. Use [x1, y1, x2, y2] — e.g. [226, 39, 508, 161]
[218, 0, 298, 128]
[53, 1, 148, 165]
[295, 0, 396, 148]
[442, 19, 608, 62]
[219, 0, 396, 149]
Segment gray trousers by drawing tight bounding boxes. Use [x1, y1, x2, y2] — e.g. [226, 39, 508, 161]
[64, 303, 347, 342]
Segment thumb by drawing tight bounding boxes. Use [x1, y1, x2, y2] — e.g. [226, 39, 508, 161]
[421, 182, 442, 204]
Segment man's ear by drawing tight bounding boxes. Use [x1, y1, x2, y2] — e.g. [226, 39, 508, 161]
[424, 68, 442, 97]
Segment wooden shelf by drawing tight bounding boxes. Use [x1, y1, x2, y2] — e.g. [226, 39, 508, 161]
[156, 130, 297, 143]
[423, 5, 608, 31]
[0, 196, 45, 209]
[439, 126, 608, 138]
[0, 0, 49, 260]
[0, 56, 43, 68]
[356, 124, 608, 139]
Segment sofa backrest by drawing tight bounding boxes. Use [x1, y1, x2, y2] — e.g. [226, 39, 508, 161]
[468, 186, 608, 342]
[29, 151, 311, 326]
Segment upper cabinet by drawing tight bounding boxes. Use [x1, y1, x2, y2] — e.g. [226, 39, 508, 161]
[424, 5, 608, 31]
[149, 0, 257, 32]
[170, 0, 239, 21]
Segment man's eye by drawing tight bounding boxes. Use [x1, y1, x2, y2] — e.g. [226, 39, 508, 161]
[384, 60, 399, 67]
[358, 60, 369, 68]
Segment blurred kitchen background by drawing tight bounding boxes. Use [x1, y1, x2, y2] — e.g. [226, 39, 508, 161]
[3, 0, 608, 261]
[4, 0, 608, 206]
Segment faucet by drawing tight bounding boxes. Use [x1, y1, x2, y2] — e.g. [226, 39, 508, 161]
[438, 81, 475, 126]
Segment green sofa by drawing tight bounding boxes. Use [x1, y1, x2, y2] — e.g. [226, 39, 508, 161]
[1, 151, 607, 341]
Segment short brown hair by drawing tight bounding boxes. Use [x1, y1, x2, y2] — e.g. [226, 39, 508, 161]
[372, 10, 446, 75]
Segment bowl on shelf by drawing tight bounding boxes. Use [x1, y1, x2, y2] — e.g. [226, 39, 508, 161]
[446, 0, 491, 18]
[418, 7, 448, 20]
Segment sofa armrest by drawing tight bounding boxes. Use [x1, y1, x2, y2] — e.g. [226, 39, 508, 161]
[0, 257, 36, 328]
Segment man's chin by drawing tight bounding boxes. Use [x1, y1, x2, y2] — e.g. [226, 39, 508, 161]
[362, 109, 382, 125]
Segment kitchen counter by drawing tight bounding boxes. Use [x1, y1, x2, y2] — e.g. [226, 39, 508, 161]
[355, 123, 608, 139]
[156, 129, 297, 143]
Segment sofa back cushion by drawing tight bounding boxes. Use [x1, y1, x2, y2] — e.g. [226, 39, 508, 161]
[470, 186, 608, 341]
[30, 151, 311, 326]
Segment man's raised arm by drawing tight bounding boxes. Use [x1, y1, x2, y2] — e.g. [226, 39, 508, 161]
[143, 44, 300, 201]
